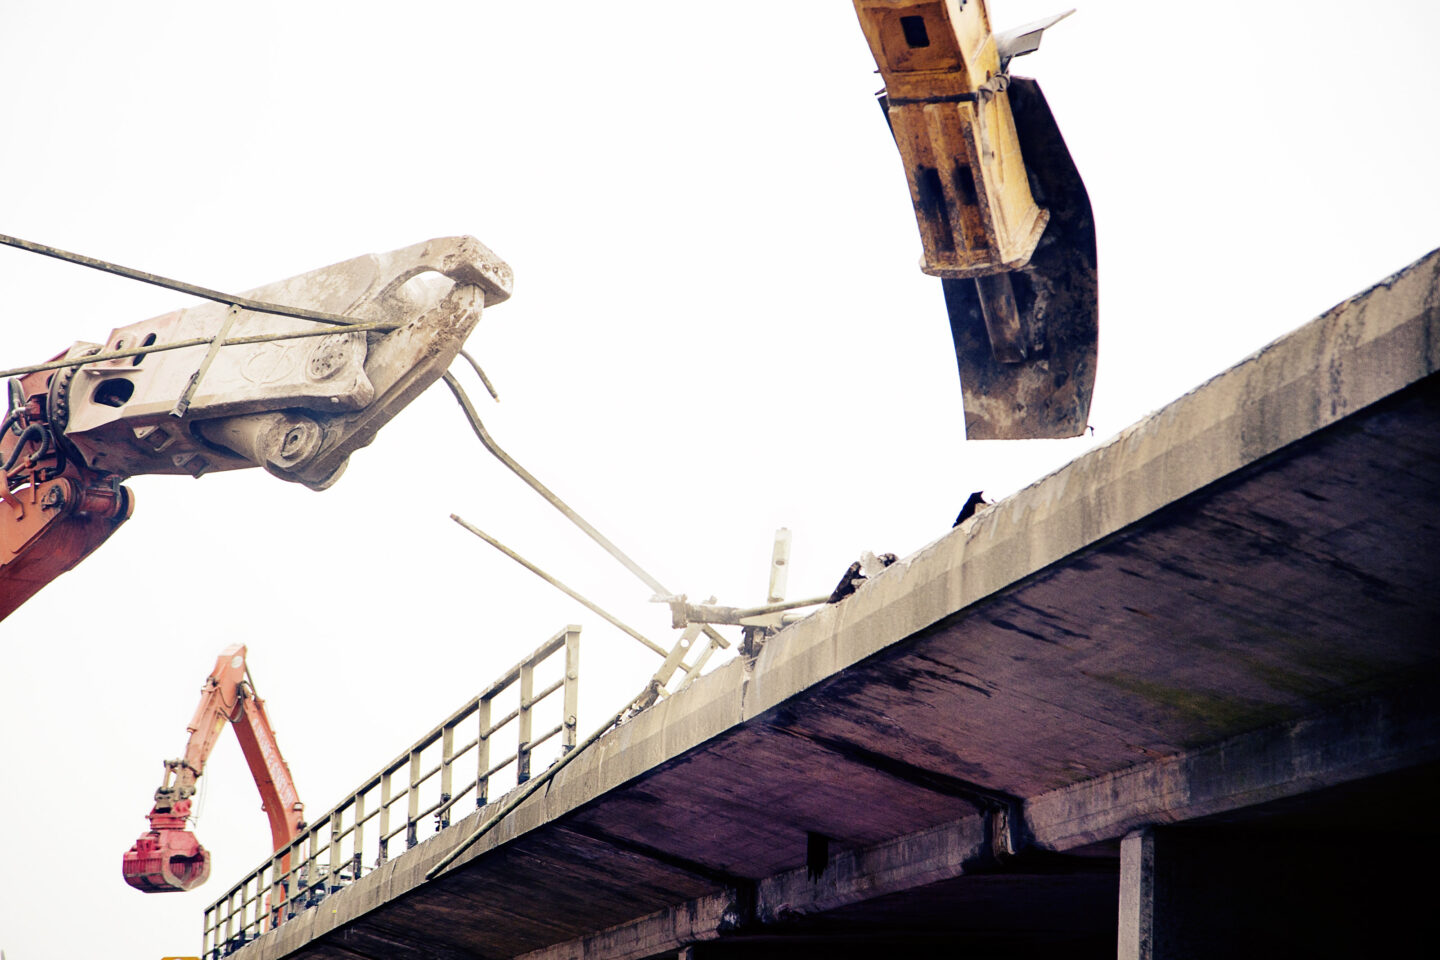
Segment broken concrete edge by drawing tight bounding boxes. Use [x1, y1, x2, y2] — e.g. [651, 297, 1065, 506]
[230, 245, 1440, 957]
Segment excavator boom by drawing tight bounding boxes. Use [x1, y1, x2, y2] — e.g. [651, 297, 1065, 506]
[122, 644, 304, 894]
[231, 689, 305, 850]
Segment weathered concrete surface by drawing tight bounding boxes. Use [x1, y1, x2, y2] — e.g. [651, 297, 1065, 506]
[234, 247, 1440, 960]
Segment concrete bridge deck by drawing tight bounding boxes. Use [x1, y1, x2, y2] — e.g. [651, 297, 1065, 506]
[233, 247, 1440, 960]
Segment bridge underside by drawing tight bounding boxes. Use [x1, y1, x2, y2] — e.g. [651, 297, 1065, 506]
[237, 251, 1440, 960]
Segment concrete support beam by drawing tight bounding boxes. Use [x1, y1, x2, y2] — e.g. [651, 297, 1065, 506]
[753, 813, 991, 924]
[515, 815, 994, 960]
[1117, 830, 1155, 960]
[1027, 682, 1440, 853]
[519, 684, 1440, 960]
[513, 891, 736, 960]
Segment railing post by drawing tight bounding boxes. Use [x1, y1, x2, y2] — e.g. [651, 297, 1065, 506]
[477, 694, 492, 808]
[279, 845, 295, 923]
[307, 830, 321, 899]
[563, 626, 581, 752]
[378, 769, 392, 864]
[329, 811, 342, 890]
[518, 658, 534, 782]
[269, 854, 283, 928]
[353, 789, 366, 878]
[407, 749, 421, 848]
[440, 721, 455, 829]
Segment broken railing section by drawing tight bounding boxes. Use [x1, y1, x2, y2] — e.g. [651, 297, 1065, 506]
[450, 516, 725, 707]
[201, 627, 580, 960]
[448, 425, 825, 702]
[444, 367, 763, 700]
[445, 365, 836, 709]
[655, 528, 829, 658]
[657, 594, 830, 655]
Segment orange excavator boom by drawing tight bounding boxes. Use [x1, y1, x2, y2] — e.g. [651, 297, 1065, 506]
[122, 644, 304, 894]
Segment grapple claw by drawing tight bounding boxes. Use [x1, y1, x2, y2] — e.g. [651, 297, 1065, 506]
[121, 800, 211, 893]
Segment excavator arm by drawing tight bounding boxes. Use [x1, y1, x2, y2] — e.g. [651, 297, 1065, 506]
[0, 373, 133, 618]
[122, 644, 304, 894]
[2, 236, 511, 620]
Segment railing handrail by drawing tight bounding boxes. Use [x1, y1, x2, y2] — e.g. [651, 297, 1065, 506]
[202, 625, 581, 957]
[363, 627, 577, 780]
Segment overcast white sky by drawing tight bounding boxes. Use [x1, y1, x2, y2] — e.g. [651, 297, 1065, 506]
[2, 2, 1438, 957]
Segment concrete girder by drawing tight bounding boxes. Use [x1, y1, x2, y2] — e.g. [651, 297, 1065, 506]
[512, 682, 1440, 960]
[1026, 679, 1440, 852]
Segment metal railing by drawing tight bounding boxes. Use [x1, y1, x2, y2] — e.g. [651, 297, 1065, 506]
[202, 626, 581, 958]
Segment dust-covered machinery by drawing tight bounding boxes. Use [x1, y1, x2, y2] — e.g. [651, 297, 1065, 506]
[1, 236, 511, 619]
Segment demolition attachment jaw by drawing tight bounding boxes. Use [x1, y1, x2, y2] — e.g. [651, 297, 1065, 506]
[122, 758, 210, 894]
[52, 235, 512, 490]
[2, 237, 512, 619]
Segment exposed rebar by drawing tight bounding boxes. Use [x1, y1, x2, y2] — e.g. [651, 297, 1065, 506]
[442, 372, 731, 655]
[457, 349, 499, 401]
[450, 513, 675, 662]
[733, 596, 829, 619]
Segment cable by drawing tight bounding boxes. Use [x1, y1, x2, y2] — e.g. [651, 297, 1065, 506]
[456, 349, 498, 401]
[2, 424, 48, 471]
[0, 232, 381, 329]
[0, 232, 410, 380]
[0, 319, 398, 381]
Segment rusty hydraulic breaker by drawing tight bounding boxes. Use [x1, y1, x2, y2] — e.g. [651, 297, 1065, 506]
[854, 1, 1098, 439]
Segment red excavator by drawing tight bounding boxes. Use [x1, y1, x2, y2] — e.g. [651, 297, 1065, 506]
[0, 235, 511, 620]
[123, 643, 302, 894]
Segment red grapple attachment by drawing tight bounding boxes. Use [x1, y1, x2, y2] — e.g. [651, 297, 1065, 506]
[122, 798, 211, 893]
